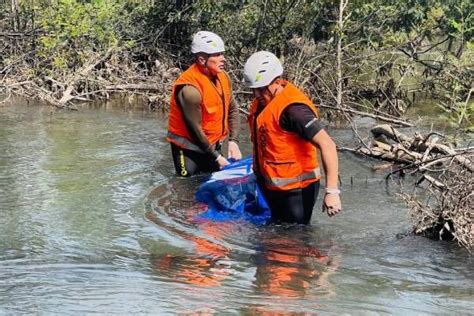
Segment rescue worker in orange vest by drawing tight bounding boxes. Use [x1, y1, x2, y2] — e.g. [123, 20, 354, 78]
[243, 51, 341, 224]
[167, 31, 242, 177]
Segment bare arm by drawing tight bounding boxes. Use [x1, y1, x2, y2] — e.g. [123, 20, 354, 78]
[311, 129, 338, 189]
[311, 129, 341, 216]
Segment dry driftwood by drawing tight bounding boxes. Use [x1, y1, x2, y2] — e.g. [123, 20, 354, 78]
[400, 161, 473, 250]
[1, 47, 178, 110]
[319, 104, 414, 127]
[362, 124, 473, 169]
[105, 84, 162, 92]
[55, 49, 114, 108]
[344, 123, 473, 251]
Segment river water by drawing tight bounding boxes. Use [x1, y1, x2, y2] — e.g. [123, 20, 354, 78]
[0, 101, 472, 314]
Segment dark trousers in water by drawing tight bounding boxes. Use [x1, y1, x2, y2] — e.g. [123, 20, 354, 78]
[257, 178, 320, 225]
[170, 143, 220, 177]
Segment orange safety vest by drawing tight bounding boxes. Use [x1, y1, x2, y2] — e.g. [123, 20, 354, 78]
[167, 63, 231, 152]
[248, 81, 321, 191]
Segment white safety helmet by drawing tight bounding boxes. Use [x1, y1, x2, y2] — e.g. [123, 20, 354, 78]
[243, 51, 283, 88]
[191, 31, 225, 54]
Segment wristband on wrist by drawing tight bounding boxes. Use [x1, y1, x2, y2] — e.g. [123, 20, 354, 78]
[325, 187, 340, 194]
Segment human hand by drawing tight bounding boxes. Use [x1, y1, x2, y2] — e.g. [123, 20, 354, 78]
[227, 141, 242, 160]
[322, 190, 341, 217]
[216, 154, 230, 169]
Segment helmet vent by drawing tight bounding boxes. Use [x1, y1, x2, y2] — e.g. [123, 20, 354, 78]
[243, 51, 283, 88]
[191, 31, 224, 54]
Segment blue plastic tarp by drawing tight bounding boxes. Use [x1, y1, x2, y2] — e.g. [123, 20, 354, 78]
[195, 156, 270, 225]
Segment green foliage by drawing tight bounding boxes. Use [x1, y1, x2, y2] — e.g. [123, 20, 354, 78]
[441, 100, 473, 132]
[0, 0, 472, 133]
[28, 0, 154, 72]
[469, 102, 474, 133]
[444, 0, 474, 40]
[143, 0, 325, 59]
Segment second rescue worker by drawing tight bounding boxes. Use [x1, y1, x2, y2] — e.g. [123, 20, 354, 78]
[243, 51, 342, 224]
[167, 31, 242, 177]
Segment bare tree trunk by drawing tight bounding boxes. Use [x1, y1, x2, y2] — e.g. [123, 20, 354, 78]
[11, 0, 20, 32]
[336, 0, 348, 108]
[455, 0, 466, 58]
[255, 0, 268, 52]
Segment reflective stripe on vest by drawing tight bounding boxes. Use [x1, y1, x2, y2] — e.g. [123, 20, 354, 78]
[264, 167, 321, 189]
[167, 131, 205, 153]
[249, 81, 321, 191]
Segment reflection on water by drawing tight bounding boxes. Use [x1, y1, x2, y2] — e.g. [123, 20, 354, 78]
[1, 101, 473, 314]
[251, 226, 337, 299]
[146, 182, 232, 288]
[151, 224, 231, 287]
[145, 178, 338, 314]
[147, 183, 337, 295]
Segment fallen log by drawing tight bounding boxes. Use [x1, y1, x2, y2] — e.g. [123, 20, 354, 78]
[345, 123, 473, 251]
[56, 49, 114, 108]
